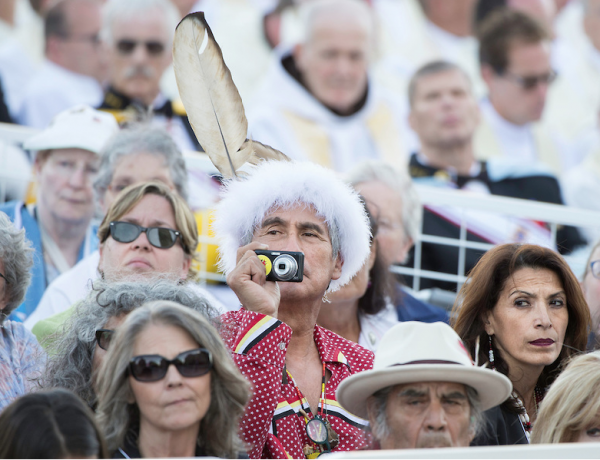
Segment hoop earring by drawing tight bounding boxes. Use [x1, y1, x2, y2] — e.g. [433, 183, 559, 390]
[488, 335, 496, 370]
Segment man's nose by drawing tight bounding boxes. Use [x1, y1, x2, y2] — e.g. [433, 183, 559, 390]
[132, 230, 152, 250]
[424, 399, 448, 432]
[68, 166, 88, 189]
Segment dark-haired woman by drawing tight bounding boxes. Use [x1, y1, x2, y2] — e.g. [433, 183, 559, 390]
[317, 211, 398, 351]
[0, 388, 107, 458]
[452, 243, 590, 445]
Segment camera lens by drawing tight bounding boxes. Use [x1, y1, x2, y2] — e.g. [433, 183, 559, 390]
[272, 254, 298, 281]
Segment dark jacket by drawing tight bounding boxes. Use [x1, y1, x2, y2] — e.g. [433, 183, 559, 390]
[404, 154, 586, 291]
[395, 282, 449, 324]
[472, 405, 529, 446]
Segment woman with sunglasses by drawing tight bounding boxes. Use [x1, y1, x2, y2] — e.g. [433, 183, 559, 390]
[96, 301, 250, 458]
[42, 279, 217, 408]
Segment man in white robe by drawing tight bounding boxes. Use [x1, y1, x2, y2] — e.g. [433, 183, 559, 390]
[248, 0, 412, 173]
[18, 0, 105, 129]
[475, 8, 568, 176]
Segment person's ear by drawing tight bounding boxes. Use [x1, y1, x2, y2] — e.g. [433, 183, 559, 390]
[367, 240, 377, 270]
[180, 255, 192, 280]
[483, 312, 494, 336]
[331, 253, 343, 281]
[293, 43, 306, 72]
[481, 64, 495, 87]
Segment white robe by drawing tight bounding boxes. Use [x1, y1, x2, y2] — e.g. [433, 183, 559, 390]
[17, 60, 103, 129]
[247, 52, 413, 173]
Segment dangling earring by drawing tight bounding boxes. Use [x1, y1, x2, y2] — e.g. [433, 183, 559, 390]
[488, 335, 496, 370]
[322, 292, 331, 304]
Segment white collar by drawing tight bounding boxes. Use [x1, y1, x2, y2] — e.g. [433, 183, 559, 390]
[480, 97, 531, 136]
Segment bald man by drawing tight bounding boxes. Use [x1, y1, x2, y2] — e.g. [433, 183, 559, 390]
[247, 0, 411, 173]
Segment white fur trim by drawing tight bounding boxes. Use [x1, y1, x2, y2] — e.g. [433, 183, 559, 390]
[213, 161, 371, 292]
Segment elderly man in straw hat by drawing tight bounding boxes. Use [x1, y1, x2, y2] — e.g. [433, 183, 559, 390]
[214, 160, 373, 459]
[337, 321, 512, 449]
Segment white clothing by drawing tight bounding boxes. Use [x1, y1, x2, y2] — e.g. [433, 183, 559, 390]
[188, 0, 273, 105]
[25, 250, 227, 329]
[0, 1, 44, 117]
[475, 98, 568, 175]
[562, 142, 600, 244]
[479, 98, 538, 164]
[247, 52, 412, 173]
[18, 60, 103, 129]
[0, 141, 31, 202]
[373, 0, 485, 100]
[358, 302, 398, 353]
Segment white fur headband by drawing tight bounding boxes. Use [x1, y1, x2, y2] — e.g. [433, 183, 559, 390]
[213, 161, 371, 292]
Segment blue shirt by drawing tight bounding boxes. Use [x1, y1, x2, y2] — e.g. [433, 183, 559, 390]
[0, 201, 98, 322]
[0, 321, 46, 411]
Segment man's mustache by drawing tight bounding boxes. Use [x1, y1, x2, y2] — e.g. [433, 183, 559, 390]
[123, 66, 155, 79]
[416, 434, 453, 448]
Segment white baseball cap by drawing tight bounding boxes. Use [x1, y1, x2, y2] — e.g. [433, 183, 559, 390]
[336, 321, 512, 419]
[24, 105, 119, 155]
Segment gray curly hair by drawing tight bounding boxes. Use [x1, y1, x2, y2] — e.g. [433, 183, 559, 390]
[93, 124, 189, 202]
[0, 211, 34, 323]
[42, 279, 218, 407]
[96, 301, 249, 458]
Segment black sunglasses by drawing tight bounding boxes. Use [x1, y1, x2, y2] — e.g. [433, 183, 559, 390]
[108, 221, 186, 252]
[116, 39, 165, 56]
[128, 348, 213, 382]
[502, 70, 557, 90]
[0, 272, 7, 283]
[95, 329, 114, 351]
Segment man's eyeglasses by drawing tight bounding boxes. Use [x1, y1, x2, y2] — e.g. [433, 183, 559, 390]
[116, 39, 165, 56]
[0, 272, 7, 283]
[108, 221, 187, 252]
[95, 329, 114, 351]
[590, 260, 600, 279]
[501, 70, 557, 90]
[128, 348, 213, 382]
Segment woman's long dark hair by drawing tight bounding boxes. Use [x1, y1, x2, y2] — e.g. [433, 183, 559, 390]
[452, 244, 590, 414]
[357, 202, 398, 316]
[0, 388, 108, 458]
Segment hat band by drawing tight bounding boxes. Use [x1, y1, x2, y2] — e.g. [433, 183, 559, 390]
[392, 359, 466, 367]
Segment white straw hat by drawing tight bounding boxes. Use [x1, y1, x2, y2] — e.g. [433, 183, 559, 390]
[24, 105, 119, 155]
[336, 321, 512, 419]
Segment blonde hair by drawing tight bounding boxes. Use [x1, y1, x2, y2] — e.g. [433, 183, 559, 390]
[531, 351, 600, 443]
[97, 182, 199, 280]
[95, 301, 250, 457]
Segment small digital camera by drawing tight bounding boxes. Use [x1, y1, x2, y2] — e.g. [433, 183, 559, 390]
[254, 250, 304, 282]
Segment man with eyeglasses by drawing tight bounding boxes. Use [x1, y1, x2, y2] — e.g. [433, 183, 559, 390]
[18, 0, 106, 129]
[98, 0, 201, 153]
[402, 59, 585, 292]
[475, 8, 566, 176]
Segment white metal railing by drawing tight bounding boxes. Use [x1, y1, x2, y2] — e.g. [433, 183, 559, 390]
[327, 442, 600, 459]
[393, 185, 600, 292]
[0, 122, 38, 146]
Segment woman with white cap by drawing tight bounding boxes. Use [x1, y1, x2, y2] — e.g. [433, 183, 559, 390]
[0, 105, 118, 322]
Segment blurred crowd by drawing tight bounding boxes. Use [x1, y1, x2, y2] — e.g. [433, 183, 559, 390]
[2, 0, 600, 458]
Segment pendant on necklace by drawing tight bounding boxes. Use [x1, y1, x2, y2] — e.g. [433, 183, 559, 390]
[324, 418, 339, 449]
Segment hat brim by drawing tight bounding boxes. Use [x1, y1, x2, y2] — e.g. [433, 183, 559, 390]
[336, 364, 512, 419]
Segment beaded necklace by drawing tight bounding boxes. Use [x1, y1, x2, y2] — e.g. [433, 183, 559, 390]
[512, 387, 545, 443]
[287, 362, 339, 457]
